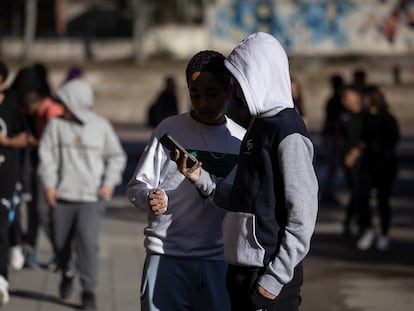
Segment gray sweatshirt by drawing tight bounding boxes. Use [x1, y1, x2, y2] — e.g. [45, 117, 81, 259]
[38, 79, 126, 202]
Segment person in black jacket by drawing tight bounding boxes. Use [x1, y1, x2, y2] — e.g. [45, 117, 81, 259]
[356, 85, 400, 251]
[148, 75, 179, 128]
[321, 74, 345, 204]
[0, 61, 28, 306]
[339, 84, 365, 238]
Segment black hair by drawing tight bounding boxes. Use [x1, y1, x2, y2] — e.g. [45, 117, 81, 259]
[0, 61, 9, 83]
[353, 69, 366, 80]
[185, 50, 231, 90]
[10, 67, 43, 97]
[363, 84, 389, 112]
[32, 62, 52, 97]
[9, 67, 45, 108]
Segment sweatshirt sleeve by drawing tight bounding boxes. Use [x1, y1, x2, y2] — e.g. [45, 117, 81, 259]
[101, 122, 127, 187]
[258, 133, 319, 296]
[126, 133, 167, 211]
[38, 120, 60, 189]
[193, 169, 233, 210]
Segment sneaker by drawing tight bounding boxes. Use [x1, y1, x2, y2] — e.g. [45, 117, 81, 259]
[357, 229, 376, 251]
[0, 276, 9, 306]
[60, 274, 74, 299]
[45, 257, 59, 272]
[81, 291, 96, 310]
[23, 245, 39, 268]
[376, 235, 390, 251]
[10, 245, 25, 271]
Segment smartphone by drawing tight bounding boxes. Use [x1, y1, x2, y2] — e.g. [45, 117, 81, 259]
[159, 134, 198, 168]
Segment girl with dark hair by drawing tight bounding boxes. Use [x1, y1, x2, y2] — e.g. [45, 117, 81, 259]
[356, 86, 400, 251]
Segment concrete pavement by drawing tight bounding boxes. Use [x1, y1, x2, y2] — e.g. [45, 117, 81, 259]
[4, 126, 414, 311]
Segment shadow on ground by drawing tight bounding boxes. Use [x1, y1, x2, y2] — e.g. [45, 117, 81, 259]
[10, 290, 82, 309]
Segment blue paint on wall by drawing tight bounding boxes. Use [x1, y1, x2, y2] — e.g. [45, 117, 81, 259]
[213, 0, 354, 49]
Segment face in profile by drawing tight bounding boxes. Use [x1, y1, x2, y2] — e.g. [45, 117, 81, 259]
[23, 91, 42, 115]
[342, 89, 361, 113]
[188, 71, 231, 125]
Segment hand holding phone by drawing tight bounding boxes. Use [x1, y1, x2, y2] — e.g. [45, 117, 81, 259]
[159, 134, 198, 168]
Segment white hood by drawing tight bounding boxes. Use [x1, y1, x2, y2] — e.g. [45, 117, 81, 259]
[225, 32, 294, 118]
[57, 79, 94, 123]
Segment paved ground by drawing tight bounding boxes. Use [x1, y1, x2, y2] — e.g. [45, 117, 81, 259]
[4, 125, 414, 311]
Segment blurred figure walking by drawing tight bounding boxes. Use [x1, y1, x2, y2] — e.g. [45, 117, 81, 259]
[0, 60, 28, 306]
[21, 79, 64, 268]
[339, 84, 364, 237]
[356, 85, 400, 251]
[38, 79, 126, 310]
[147, 75, 179, 128]
[291, 76, 306, 122]
[321, 74, 345, 205]
[10, 66, 64, 269]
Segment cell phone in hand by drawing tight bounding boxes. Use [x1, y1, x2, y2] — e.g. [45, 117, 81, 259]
[159, 134, 198, 168]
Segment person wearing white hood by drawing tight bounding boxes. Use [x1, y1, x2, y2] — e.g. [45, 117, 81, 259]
[38, 79, 126, 310]
[172, 32, 319, 311]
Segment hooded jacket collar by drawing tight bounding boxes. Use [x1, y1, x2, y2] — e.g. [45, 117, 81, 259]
[56, 79, 94, 124]
[225, 32, 294, 118]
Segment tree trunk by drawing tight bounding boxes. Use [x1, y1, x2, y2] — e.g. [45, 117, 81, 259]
[132, 0, 146, 64]
[22, 0, 38, 60]
[54, 0, 67, 36]
[201, 0, 213, 48]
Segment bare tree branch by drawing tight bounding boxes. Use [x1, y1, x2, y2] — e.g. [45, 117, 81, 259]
[22, 0, 38, 60]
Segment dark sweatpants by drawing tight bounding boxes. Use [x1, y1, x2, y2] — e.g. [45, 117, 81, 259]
[227, 263, 303, 311]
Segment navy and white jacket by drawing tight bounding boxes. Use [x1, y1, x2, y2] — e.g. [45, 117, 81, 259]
[194, 32, 319, 296]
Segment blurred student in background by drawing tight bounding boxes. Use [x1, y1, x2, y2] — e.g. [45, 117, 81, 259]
[10, 66, 64, 269]
[321, 74, 345, 204]
[339, 84, 364, 238]
[39, 79, 126, 310]
[291, 76, 306, 122]
[0, 60, 28, 306]
[147, 75, 179, 128]
[356, 85, 400, 251]
[352, 69, 367, 95]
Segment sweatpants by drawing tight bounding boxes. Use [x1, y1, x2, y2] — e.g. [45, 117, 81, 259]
[54, 200, 106, 292]
[140, 254, 231, 311]
[227, 263, 303, 311]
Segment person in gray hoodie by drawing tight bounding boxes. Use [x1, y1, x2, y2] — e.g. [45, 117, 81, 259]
[172, 32, 319, 311]
[38, 79, 126, 310]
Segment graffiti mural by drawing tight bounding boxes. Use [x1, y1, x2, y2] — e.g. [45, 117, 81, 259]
[212, 0, 414, 54]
